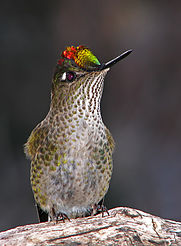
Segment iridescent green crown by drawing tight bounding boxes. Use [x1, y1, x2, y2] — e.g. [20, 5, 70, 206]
[58, 45, 101, 70]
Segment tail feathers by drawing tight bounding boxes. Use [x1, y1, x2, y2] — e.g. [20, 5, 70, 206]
[36, 203, 48, 222]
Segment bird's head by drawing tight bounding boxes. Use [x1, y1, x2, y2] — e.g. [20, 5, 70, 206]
[51, 45, 132, 112]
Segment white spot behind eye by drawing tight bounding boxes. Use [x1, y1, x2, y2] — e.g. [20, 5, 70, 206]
[62, 72, 66, 81]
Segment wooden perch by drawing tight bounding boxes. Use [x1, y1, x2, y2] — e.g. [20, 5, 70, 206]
[1, 207, 181, 245]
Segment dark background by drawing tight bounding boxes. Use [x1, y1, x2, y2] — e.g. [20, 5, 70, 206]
[1, 1, 181, 231]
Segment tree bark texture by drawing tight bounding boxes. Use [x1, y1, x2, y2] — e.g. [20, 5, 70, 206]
[1, 207, 181, 245]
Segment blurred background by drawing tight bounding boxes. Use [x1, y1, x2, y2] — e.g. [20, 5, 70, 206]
[1, 0, 181, 231]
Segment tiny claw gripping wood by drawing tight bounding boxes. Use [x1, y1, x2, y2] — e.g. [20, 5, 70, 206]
[51, 207, 70, 223]
[92, 202, 109, 217]
[96, 204, 109, 217]
[56, 212, 70, 223]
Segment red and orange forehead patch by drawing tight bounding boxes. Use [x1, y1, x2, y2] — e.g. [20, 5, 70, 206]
[58, 45, 101, 69]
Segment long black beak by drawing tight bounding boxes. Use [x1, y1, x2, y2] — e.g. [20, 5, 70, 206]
[100, 49, 132, 70]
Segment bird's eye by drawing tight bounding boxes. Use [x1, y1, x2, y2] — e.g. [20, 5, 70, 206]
[66, 71, 76, 82]
[61, 71, 76, 82]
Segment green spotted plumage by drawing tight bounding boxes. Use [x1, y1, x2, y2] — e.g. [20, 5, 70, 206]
[25, 45, 132, 220]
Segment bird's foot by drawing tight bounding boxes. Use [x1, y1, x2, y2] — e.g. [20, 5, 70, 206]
[56, 212, 70, 223]
[92, 203, 109, 217]
[50, 207, 70, 223]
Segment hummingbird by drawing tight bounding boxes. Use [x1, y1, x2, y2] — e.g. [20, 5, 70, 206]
[25, 45, 132, 222]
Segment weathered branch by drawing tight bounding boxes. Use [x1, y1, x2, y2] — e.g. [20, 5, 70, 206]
[1, 207, 181, 245]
